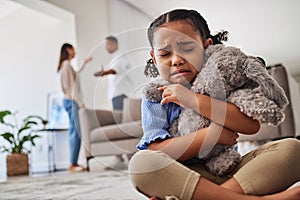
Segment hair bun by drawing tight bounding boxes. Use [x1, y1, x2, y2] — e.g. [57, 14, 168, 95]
[215, 30, 228, 42]
[210, 30, 229, 44]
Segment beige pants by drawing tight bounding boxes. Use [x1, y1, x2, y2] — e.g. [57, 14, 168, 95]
[129, 138, 300, 200]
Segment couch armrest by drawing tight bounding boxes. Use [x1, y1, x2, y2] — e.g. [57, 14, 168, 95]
[79, 108, 122, 158]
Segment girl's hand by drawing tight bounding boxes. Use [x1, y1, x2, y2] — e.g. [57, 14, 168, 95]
[158, 84, 198, 109]
[209, 122, 239, 146]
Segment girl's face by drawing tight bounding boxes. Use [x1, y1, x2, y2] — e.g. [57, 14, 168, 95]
[151, 21, 209, 85]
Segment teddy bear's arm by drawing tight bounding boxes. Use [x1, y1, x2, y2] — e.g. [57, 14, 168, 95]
[142, 79, 171, 102]
[228, 88, 285, 126]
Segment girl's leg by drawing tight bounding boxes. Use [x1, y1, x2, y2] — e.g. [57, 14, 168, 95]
[129, 150, 200, 199]
[129, 150, 256, 200]
[223, 138, 300, 195]
[193, 177, 300, 200]
[129, 149, 300, 200]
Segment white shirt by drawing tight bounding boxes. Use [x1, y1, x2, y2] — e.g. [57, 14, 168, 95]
[107, 50, 133, 100]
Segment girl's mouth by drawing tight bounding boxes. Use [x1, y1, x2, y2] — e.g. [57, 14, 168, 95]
[170, 69, 192, 77]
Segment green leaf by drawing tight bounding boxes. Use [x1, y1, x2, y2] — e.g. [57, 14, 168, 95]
[0, 132, 15, 144]
[0, 112, 44, 153]
[24, 121, 38, 127]
[0, 110, 12, 123]
[29, 135, 40, 146]
[0, 145, 10, 153]
[18, 121, 38, 135]
[20, 135, 30, 144]
[24, 115, 46, 124]
[18, 126, 31, 134]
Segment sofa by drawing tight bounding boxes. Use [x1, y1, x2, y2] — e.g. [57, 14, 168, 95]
[79, 98, 143, 169]
[238, 64, 300, 141]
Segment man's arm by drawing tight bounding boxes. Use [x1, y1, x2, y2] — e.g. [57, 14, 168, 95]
[94, 69, 116, 76]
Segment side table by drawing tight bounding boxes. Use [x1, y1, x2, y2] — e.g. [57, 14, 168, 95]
[34, 128, 68, 173]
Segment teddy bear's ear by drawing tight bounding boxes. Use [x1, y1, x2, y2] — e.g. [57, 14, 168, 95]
[203, 44, 225, 65]
[244, 56, 288, 109]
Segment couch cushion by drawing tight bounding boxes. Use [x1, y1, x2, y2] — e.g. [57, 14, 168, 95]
[122, 98, 142, 123]
[90, 120, 143, 143]
[238, 124, 281, 142]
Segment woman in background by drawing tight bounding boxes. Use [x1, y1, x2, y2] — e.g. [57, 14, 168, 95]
[57, 43, 92, 172]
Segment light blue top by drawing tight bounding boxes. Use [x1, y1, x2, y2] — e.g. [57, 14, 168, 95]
[137, 96, 238, 164]
[137, 97, 181, 150]
[137, 97, 204, 164]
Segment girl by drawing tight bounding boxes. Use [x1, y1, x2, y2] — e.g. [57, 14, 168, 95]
[57, 43, 92, 172]
[129, 9, 300, 200]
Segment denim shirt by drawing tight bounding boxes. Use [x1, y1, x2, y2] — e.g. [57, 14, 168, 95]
[136, 97, 181, 150]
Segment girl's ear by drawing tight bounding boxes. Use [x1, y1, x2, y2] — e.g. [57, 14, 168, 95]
[204, 38, 213, 48]
[150, 50, 157, 64]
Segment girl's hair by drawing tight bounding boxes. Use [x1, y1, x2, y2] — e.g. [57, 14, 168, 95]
[147, 9, 228, 48]
[145, 9, 228, 78]
[57, 43, 73, 72]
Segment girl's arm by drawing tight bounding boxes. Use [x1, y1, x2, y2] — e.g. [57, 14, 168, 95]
[194, 93, 260, 134]
[148, 122, 239, 161]
[159, 85, 260, 134]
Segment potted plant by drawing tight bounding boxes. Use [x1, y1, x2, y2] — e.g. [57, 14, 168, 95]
[0, 110, 47, 176]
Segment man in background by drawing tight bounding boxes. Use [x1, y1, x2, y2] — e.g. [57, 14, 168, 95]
[94, 36, 133, 170]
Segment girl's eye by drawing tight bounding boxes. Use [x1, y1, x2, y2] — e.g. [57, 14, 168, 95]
[181, 47, 195, 52]
[159, 50, 171, 56]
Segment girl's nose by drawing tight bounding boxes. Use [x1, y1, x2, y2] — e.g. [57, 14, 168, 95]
[171, 53, 185, 67]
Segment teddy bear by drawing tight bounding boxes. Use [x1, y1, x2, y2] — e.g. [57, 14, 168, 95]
[143, 44, 288, 176]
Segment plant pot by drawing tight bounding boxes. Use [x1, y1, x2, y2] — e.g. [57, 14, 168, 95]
[7, 153, 29, 176]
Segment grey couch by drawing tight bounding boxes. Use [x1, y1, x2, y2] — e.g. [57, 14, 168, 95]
[239, 64, 300, 141]
[79, 98, 143, 169]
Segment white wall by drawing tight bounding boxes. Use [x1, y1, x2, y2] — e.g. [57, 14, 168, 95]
[0, 0, 76, 120]
[48, 0, 152, 110]
[0, 0, 77, 172]
[106, 0, 152, 99]
[47, 0, 111, 109]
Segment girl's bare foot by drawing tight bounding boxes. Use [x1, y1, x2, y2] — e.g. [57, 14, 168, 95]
[263, 186, 300, 200]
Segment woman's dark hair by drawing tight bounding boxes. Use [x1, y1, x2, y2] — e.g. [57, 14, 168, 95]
[57, 43, 73, 72]
[145, 9, 228, 78]
[147, 9, 228, 48]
